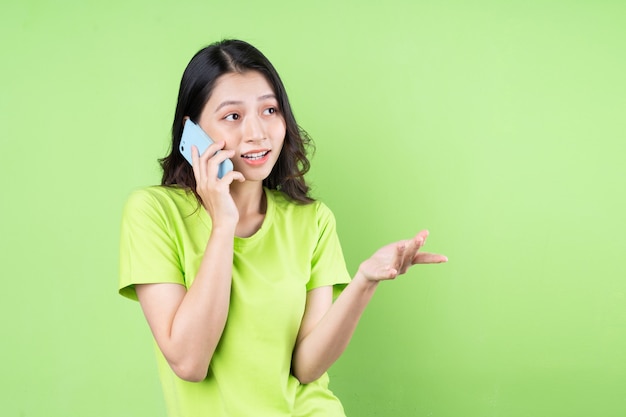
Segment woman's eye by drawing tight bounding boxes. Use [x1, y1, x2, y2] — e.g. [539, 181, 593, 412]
[264, 107, 277, 115]
[225, 113, 239, 121]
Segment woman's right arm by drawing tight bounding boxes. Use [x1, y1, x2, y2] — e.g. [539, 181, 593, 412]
[135, 223, 235, 382]
[136, 142, 243, 382]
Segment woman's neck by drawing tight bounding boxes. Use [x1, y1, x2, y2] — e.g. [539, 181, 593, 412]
[230, 180, 265, 215]
[229, 181, 267, 238]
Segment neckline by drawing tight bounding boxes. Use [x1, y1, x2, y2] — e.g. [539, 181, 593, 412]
[198, 187, 274, 248]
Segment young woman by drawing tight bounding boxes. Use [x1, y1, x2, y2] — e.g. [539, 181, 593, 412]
[119, 39, 447, 417]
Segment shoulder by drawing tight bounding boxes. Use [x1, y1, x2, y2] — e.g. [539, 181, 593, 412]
[124, 185, 191, 206]
[123, 186, 197, 216]
[266, 189, 337, 227]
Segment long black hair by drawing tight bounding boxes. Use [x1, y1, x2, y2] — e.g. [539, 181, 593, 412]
[160, 39, 314, 204]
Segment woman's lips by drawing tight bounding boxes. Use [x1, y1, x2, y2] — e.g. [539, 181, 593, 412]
[241, 150, 271, 165]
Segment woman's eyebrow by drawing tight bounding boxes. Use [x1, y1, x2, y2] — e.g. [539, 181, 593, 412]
[214, 94, 277, 113]
[214, 100, 241, 113]
[258, 93, 277, 101]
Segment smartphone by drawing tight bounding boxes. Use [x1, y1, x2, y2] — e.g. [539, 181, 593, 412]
[179, 119, 234, 179]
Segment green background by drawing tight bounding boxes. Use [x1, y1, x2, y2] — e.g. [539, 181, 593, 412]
[2, 1, 625, 416]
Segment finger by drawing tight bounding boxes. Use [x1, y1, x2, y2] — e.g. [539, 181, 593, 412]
[416, 230, 429, 246]
[397, 231, 429, 272]
[199, 140, 226, 161]
[384, 266, 399, 279]
[398, 235, 424, 274]
[391, 242, 406, 274]
[206, 148, 234, 180]
[195, 144, 214, 186]
[398, 239, 421, 275]
[397, 239, 415, 274]
[210, 148, 235, 166]
[412, 252, 448, 264]
[197, 141, 227, 178]
[220, 170, 246, 184]
[413, 234, 425, 251]
[202, 145, 234, 183]
[191, 145, 202, 181]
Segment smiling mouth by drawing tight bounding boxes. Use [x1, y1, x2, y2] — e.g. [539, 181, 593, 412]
[242, 151, 270, 160]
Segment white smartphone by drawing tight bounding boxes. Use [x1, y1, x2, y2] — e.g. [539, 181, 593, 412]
[179, 119, 234, 179]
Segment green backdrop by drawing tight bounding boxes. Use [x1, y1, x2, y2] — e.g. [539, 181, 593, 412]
[2, 1, 625, 416]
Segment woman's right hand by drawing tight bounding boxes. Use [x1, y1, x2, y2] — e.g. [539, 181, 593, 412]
[191, 141, 245, 227]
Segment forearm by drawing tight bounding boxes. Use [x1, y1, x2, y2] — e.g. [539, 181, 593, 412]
[292, 231, 447, 384]
[154, 225, 235, 381]
[292, 273, 379, 384]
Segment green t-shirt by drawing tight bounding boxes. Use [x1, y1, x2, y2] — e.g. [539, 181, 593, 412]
[119, 186, 352, 417]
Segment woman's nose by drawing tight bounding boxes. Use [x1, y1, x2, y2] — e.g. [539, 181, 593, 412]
[243, 115, 265, 141]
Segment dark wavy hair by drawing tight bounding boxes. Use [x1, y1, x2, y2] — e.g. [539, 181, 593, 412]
[159, 39, 314, 204]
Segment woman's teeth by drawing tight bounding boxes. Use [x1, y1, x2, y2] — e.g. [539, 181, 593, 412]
[243, 151, 269, 160]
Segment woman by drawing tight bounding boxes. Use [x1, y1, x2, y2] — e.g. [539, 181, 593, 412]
[119, 39, 447, 417]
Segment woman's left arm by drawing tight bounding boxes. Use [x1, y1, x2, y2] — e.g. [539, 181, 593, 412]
[291, 230, 447, 384]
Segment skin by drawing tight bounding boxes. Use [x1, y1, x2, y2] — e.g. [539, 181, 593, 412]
[136, 70, 448, 383]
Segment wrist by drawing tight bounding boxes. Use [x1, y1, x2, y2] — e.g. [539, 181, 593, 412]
[353, 269, 380, 291]
[210, 222, 237, 237]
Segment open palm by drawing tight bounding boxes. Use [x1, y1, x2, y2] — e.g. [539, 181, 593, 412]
[358, 230, 447, 282]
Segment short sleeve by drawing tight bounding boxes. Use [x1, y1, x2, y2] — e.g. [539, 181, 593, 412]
[308, 202, 351, 295]
[118, 189, 184, 300]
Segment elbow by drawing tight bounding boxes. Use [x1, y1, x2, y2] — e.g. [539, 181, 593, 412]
[292, 349, 328, 384]
[160, 344, 214, 382]
[292, 365, 324, 385]
[171, 361, 209, 383]
[295, 375, 318, 385]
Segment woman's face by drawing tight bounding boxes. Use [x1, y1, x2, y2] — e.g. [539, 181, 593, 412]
[197, 70, 286, 183]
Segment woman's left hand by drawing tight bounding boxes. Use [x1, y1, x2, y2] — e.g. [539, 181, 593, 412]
[357, 230, 447, 282]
